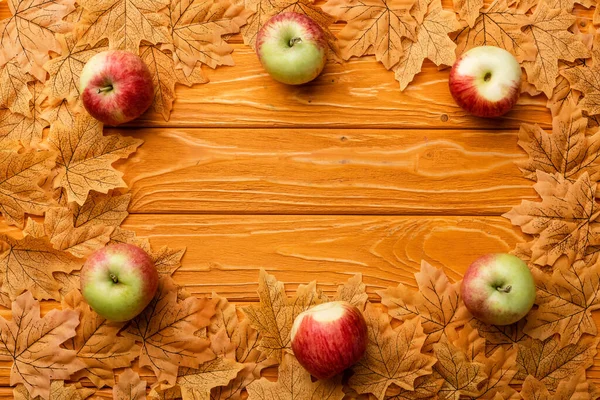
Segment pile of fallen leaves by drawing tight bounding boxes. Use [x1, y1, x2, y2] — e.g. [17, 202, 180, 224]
[2, 0, 600, 398]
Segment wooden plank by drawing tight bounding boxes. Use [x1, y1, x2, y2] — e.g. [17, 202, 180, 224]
[116, 127, 535, 216]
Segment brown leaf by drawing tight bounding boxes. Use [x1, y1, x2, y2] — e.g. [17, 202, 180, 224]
[62, 290, 140, 388]
[553, 369, 592, 399]
[470, 318, 527, 356]
[519, 2, 591, 97]
[348, 304, 437, 400]
[335, 273, 368, 310]
[241, 269, 328, 362]
[562, 61, 600, 117]
[394, 0, 459, 90]
[114, 369, 147, 400]
[42, 98, 84, 129]
[55, 270, 83, 298]
[0, 0, 76, 81]
[246, 353, 344, 400]
[148, 385, 182, 400]
[322, 0, 417, 69]
[0, 59, 34, 116]
[453, 0, 482, 28]
[178, 357, 245, 400]
[71, 191, 131, 228]
[77, 0, 170, 52]
[386, 374, 444, 399]
[0, 234, 81, 300]
[377, 260, 471, 351]
[125, 276, 216, 385]
[139, 44, 208, 122]
[519, 375, 551, 399]
[547, 71, 580, 116]
[503, 172, 600, 267]
[453, 0, 531, 59]
[14, 381, 96, 400]
[515, 334, 599, 391]
[0, 291, 83, 398]
[48, 113, 143, 205]
[0, 147, 55, 227]
[0, 81, 48, 149]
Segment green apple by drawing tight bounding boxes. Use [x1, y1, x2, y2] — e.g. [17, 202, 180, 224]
[80, 243, 159, 322]
[256, 12, 327, 85]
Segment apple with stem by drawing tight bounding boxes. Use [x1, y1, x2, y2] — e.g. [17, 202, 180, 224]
[461, 253, 536, 326]
[80, 243, 159, 322]
[80, 50, 154, 126]
[256, 12, 328, 85]
[448, 46, 522, 118]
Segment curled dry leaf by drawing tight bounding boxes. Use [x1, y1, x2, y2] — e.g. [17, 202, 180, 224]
[503, 171, 600, 268]
[377, 260, 470, 351]
[394, 0, 459, 90]
[0, 291, 83, 399]
[322, 0, 417, 69]
[14, 381, 96, 400]
[62, 290, 140, 388]
[246, 353, 345, 400]
[348, 304, 437, 400]
[548, 70, 580, 117]
[335, 273, 368, 310]
[124, 276, 216, 385]
[114, 369, 147, 400]
[241, 269, 328, 362]
[0, 0, 76, 82]
[0, 147, 55, 228]
[178, 357, 245, 400]
[48, 113, 143, 205]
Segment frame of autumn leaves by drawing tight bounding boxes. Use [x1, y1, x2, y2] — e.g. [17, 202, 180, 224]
[1, 0, 600, 398]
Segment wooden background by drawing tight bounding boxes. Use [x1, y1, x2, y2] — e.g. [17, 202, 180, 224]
[1, 0, 599, 396]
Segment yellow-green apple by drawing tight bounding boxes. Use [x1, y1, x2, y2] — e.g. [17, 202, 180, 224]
[449, 46, 521, 118]
[290, 301, 367, 379]
[256, 12, 327, 85]
[80, 50, 154, 126]
[461, 253, 535, 326]
[80, 243, 159, 322]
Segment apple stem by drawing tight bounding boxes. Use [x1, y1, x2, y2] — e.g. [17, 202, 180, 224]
[110, 273, 118, 284]
[497, 285, 512, 293]
[97, 85, 113, 94]
[289, 37, 302, 47]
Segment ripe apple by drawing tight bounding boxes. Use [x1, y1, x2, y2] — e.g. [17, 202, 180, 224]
[256, 12, 327, 85]
[291, 301, 368, 379]
[461, 253, 536, 326]
[80, 243, 159, 322]
[80, 50, 154, 126]
[448, 46, 522, 118]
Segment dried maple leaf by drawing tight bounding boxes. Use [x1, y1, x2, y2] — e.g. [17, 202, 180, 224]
[178, 357, 245, 400]
[520, 369, 592, 399]
[453, 0, 482, 28]
[503, 171, 600, 267]
[43, 34, 109, 103]
[515, 334, 599, 391]
[348, 304, 437, 400]
[562, 61, 600, 117]
[139, 44, 208, 121]
[516, 103, 600, 182]
[114, 369, 147, 400]
[14, 381, 96, 400]
[0, 0, 75, 82]
[453, 0, 531, 59]
[335, 273, 368, 310]
[62, 290, 140, 387]
[76, 0, 170, 52]
[0, 81, 48, 149]
[124, 276, 216, 385]
[322, 0, 417, 69]
[0, 233, 81, 300]
[48, 113, 143, 205]
[241, 269, 328, 362]
[0, 59, 34, 121]
[55, 270, 82, 298]
[519, 2, 591, 97]
[548, 69, 580, 116]
[377, 260, 471, 351]
[470, 318, 527, 356]
[394, 0, 459, 90]
[246, 353, 344, 400]
[0, 147, 55, 227]
[387, 374, 445, 400]
[0, 291, 83, 398]
[149, 385, 182, 400]
[42, 98, 83, 128]
[71, 190, 131, 228]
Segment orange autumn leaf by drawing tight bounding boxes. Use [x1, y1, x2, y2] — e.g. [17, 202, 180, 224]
[547, 70, 580, 117]
[388, 374, 444, 399]
[70, 190, 131, 229]
[177, 357, 245, 400]
[124, 276, 216, 385]
[0, 291, 83, 399]
[0, 60, 35, 120]
[470, 318, 528, 356]
[48, 114, 143, 205]
[520, 370, 592, 399]
[335, 273, 368, 310]
[0, 147, 55, 227]
[246, 353, 344, 400]
[0, 0, 76, 82]
[42, 98, 83, 129]
[114, 369, 147, 400]
[322, 0, 417, 69]
[562, 61, 600, 117]
[14, 381, 96, 400]
[348, 304, 437, 400]
[0, 233, 81, 300]
[394, 0, 459, 90]
[453, 0, 482, 28]
[377, 260, 471, 351]
[503, 171, 600, 268]
[62, 290, 140, 388]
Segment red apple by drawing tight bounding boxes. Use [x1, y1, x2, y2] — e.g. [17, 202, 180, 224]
[256, 12, 327, 85]
[80, 50, 154, 126]
[448, 46, 521, 118]
[291, 301, 367, 379]
[80, 243, 159, 322]
[461, 253, 536, 326]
